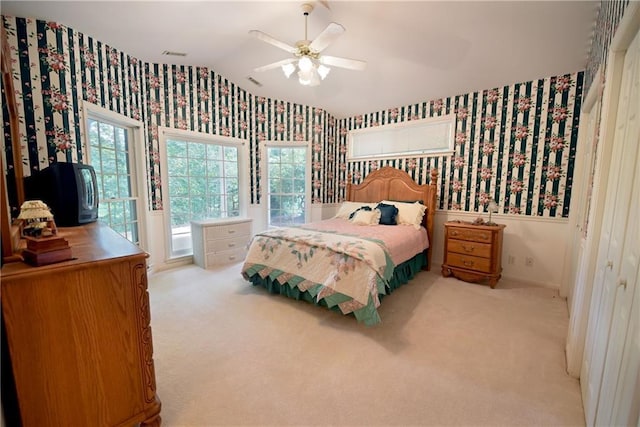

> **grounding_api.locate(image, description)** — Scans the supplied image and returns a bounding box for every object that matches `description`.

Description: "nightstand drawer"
[448,239,492,258]
[448,227,492,243]
[205,221,251,240]
[447,252,492,273]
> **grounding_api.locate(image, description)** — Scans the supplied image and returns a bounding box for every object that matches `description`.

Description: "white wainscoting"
[146,204,569,289]
[321,204,569,289]
[432,211,569,289]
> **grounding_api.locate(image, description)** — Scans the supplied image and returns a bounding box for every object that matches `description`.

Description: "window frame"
[158,127,248,261]
[261,141,312,228]
[82,101,149,250]
[347,113,456,161]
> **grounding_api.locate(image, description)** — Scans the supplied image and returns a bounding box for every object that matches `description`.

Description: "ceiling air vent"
[247,76,263,87]
[161,50,187,57]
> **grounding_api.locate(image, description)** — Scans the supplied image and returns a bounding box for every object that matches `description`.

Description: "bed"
[241,167,438,325]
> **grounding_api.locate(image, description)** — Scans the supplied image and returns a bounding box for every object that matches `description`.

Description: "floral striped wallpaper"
[1,15,333,216]
[585,0,631,91]
[335,73,584,218]
[2,13,592,221]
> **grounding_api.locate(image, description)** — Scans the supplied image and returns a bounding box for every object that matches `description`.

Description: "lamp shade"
[281,63,295,78]
[298,56,313,72]
[18,200,54,221]
[487,200,499,225]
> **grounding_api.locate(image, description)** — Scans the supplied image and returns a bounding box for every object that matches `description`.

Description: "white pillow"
[350,208,382,225]
[334,201,377,219]
[381,200,427,229]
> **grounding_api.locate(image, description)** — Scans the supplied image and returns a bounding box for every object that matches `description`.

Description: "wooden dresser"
[441,221,506,288]
[191,217,252,269]
[0,222,161,426]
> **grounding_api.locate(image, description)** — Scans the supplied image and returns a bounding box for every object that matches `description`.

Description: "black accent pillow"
[376,203,398,225]
[349,205,372,219]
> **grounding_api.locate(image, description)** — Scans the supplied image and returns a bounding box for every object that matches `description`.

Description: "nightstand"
[191,218,253,268]
[441,221,506,288]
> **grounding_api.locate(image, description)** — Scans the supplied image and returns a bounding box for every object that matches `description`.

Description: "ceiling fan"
[249,3,366,87]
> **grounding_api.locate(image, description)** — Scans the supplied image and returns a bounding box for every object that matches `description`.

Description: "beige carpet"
[147,263,584,426]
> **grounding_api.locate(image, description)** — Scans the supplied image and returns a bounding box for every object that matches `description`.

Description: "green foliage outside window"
[166,139,240,228]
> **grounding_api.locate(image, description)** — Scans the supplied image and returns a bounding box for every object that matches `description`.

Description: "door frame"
[567,2,640,379]
[81,101,150,251]
[566,0,640,415]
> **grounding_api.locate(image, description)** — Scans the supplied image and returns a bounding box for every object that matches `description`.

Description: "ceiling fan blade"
[309,22,344,53]
[249,30,297,54]
[320,55,367,71]
[253,58,296,73]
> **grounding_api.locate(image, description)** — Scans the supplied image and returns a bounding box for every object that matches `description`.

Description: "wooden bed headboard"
[346,166,438,270]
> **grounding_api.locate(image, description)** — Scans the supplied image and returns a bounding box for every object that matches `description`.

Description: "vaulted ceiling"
[1,1,598,118]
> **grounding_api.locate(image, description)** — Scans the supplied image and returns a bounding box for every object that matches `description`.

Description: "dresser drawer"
[192,218,253,269]
[205,235,250,253]
[447,252,492,273]
[447,239,492,258]
[448,227,492,243]
[206,247,248,266]
[205,221,251,240]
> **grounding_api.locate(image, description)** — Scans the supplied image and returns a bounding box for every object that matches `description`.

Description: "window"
[84,103,146,248]
[348,114,455,160]
[160,128,246,258]
[264,143,310,227]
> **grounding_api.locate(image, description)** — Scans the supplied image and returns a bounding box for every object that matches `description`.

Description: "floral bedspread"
[241,225,397,325]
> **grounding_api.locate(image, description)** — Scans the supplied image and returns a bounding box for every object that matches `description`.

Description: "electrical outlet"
[525,257,534,267]
[508,255,515,265]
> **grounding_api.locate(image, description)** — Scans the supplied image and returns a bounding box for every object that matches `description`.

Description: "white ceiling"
[1,1,598,119]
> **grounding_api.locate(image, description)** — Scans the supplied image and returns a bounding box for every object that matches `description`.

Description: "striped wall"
[2,14,592,221]
[1,15,334,216]
[585,0,631,91]
[336,73,584,218]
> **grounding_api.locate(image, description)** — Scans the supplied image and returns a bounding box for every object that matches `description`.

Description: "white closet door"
[609,260,640,427]
[596,29,640,424]
[582,26,640,426]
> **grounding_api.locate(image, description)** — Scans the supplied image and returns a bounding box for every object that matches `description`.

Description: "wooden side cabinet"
[0,222,161,426]
[191,217,252,269]
[441,221,506,288]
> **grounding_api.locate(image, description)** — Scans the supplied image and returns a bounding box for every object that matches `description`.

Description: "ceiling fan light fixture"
[251,3,365,87]
[282,63,296,78]
[317,64,330,80]
[298,56,314,72]
[297,69,314,86]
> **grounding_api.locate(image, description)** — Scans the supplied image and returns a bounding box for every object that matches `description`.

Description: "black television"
[24,162,99,227]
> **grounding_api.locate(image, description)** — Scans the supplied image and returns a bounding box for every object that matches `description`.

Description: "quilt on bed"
[241,220,428,325]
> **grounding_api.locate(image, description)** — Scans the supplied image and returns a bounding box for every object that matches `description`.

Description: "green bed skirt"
[245,252,427,325]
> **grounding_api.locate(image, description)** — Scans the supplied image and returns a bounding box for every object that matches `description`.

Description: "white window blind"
[348,114,455,160]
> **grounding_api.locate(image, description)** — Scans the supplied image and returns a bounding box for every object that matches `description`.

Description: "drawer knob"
[462,244,475,253]
[228,243,236,247]
[451,231,459,236]
[463,260,474,267]
[229,255,236,260]
[228,230,236,234]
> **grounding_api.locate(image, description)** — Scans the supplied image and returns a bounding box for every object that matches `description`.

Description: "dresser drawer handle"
[462,244,475,253]
[451,231,459,236]
[228,229,236,234]
[463,260,474,267]
[228,243,236,248]
[229,255,236,260]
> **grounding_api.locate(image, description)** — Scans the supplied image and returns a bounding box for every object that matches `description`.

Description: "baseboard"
[430,261,560,290]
